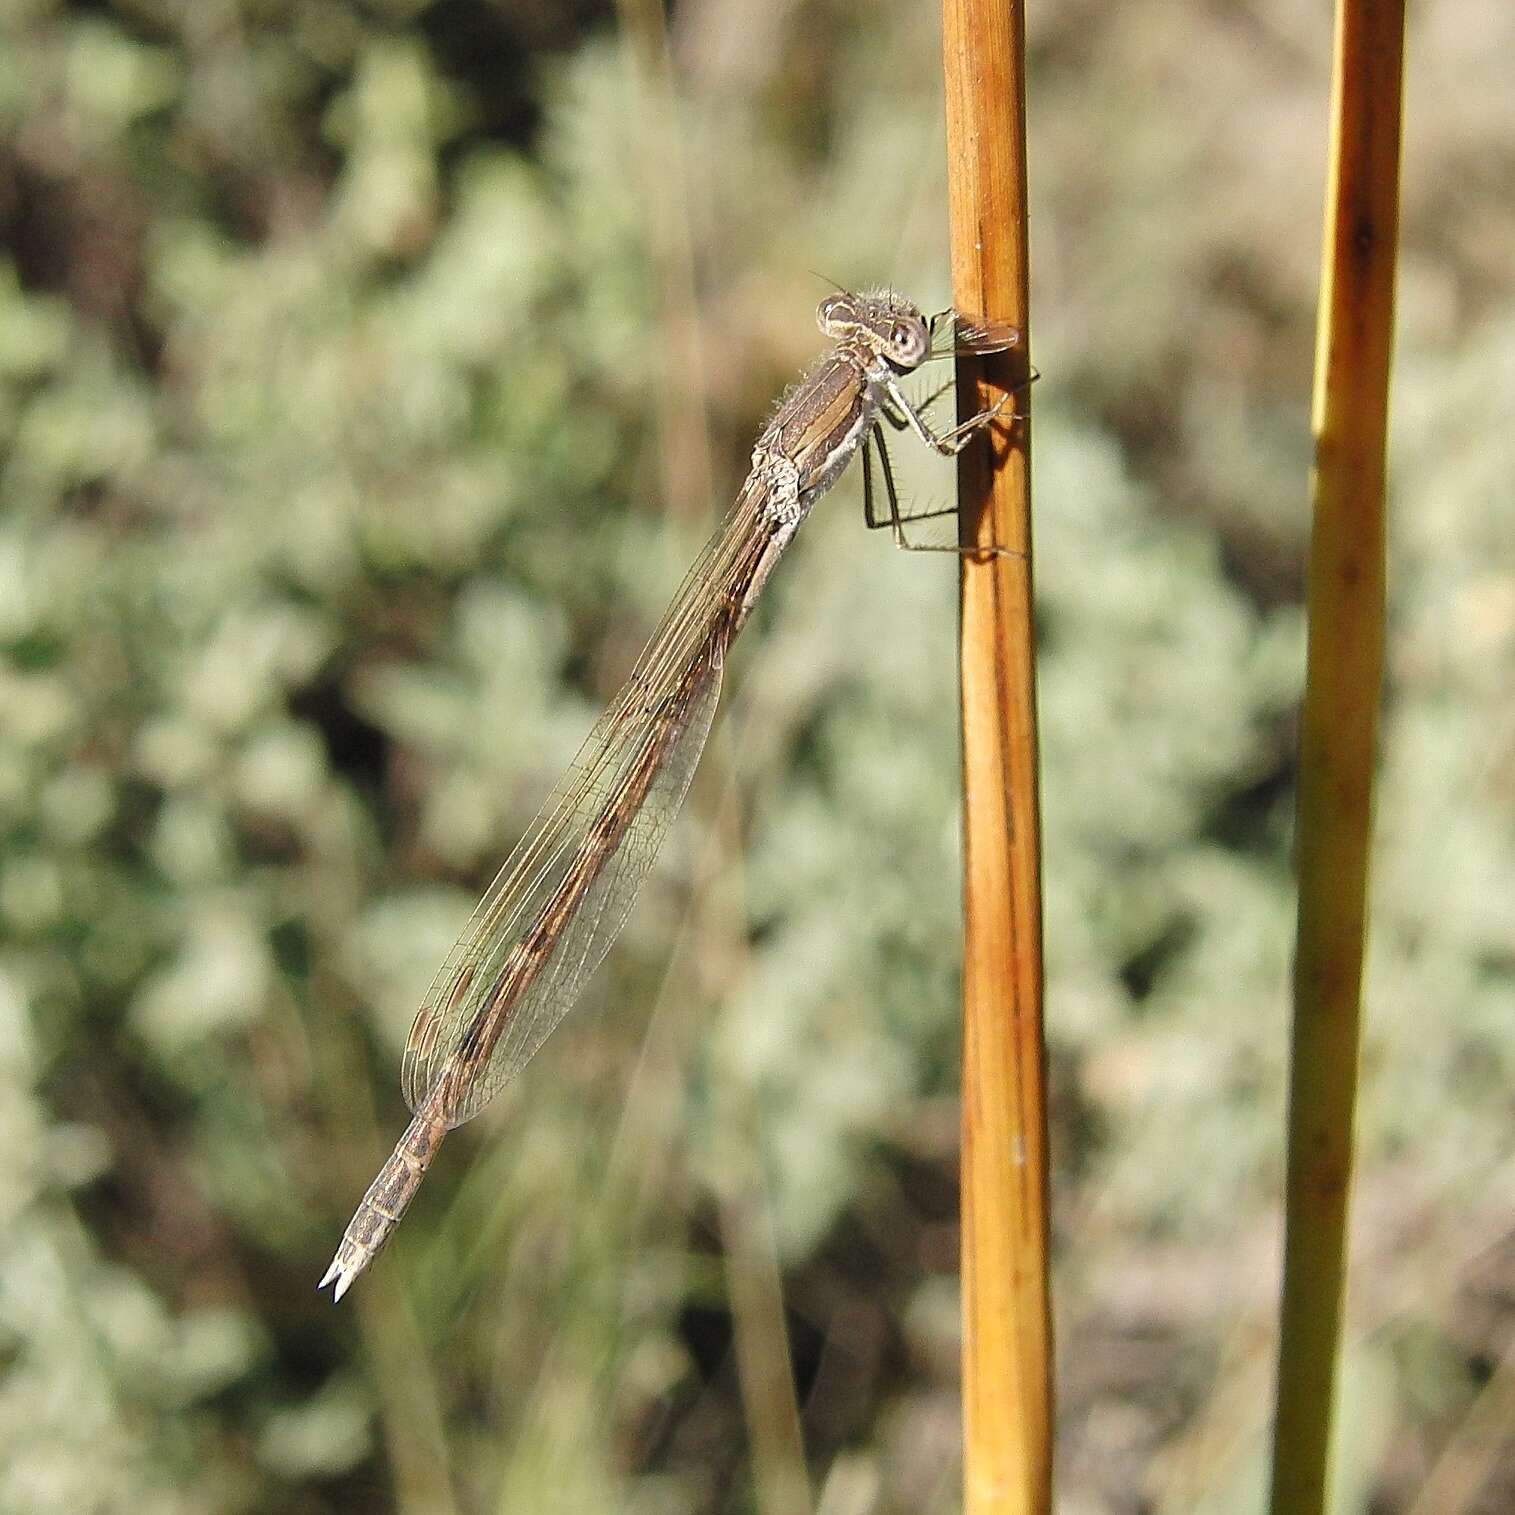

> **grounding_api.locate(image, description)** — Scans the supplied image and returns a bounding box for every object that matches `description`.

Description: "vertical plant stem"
[308,945,458,1514]
[358,1263,460,1515]
[942,3,1050,1513]
[1268,3,1403,1513]
[615,0,715,526]
[704,751,811,1515]
[720,1184,812,1515]
[613,11,807,1501]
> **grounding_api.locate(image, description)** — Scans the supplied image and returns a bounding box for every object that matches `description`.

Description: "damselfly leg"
[863,373,1033,557]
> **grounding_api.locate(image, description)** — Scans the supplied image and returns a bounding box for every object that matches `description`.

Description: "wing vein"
[399,481,774,1122]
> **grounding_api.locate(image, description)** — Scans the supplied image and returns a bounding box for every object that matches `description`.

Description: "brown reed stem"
[942,1,1051,1511]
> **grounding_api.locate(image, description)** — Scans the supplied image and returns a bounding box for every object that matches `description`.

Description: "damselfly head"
[817,289,931,374]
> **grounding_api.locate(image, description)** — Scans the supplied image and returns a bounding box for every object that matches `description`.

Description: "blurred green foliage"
[1,2,1512,1512]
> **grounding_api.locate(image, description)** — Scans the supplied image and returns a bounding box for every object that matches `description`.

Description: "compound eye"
[818,293,855,335]
[890,323,923,361]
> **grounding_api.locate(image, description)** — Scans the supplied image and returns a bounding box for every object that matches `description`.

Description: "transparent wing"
[953,315,1023,353]
[399,487,771,1124]
[926,314,1023,361]
[408,657,722,1126]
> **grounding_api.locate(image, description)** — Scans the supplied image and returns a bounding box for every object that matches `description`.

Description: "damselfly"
[321,289,1020,1299]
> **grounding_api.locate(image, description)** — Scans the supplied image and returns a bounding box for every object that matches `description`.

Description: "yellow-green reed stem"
[1269,3,1404,1513]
